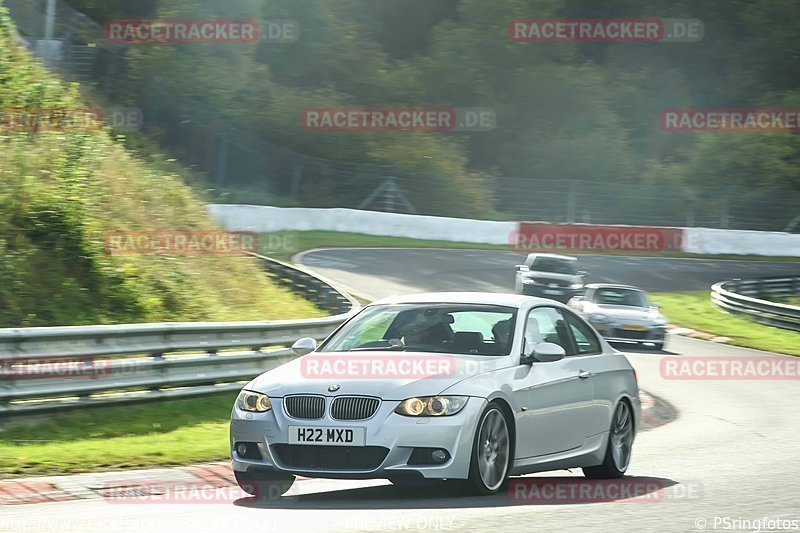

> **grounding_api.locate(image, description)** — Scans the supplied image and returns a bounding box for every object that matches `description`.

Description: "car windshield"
[319,304,517,356]
[593,288,649,308]
[531,257,578,275]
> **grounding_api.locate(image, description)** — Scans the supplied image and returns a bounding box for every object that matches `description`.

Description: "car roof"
[586,283,644,291]
[527,253,577,261]
[370,292,564,309]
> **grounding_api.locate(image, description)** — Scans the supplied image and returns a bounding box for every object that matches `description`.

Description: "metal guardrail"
[711,277,800,332]
[0,256,360,415]
[255,253,356,315]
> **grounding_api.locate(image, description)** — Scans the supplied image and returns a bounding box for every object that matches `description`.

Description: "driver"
[400,309,455,347]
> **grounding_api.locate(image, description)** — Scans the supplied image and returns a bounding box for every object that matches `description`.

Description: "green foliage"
[46,0,800,211]
[0,7,322,326]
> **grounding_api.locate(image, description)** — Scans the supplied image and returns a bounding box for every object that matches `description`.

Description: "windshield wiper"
[348,346,406,352]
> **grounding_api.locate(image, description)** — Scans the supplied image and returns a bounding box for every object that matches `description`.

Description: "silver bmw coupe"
[230,292,640,497]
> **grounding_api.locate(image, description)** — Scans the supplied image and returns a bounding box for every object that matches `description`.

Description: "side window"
[564,311,602,355]
[524,307,575,356]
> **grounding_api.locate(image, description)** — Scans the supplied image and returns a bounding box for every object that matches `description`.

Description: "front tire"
[463,403,511,495]
[583,400,634,479]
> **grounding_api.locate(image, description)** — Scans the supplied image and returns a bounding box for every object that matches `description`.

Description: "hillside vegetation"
[0,8,322,327]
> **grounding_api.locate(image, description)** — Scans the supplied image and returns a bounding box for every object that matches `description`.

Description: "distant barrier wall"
[209,205,800,257]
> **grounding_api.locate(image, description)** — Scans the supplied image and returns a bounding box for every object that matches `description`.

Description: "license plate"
[288,426,366,447]
[622,324,647,331]
[544,289,563,295]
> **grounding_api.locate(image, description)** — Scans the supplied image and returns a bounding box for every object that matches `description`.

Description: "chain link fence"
[492,178,799,231]
[5,0,800,231]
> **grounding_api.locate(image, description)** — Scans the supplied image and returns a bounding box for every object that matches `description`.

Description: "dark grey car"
[514,253,586,303]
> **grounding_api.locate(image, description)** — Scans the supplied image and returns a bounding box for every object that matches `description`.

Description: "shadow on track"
[613,343,677,355]
[233,475,679,510]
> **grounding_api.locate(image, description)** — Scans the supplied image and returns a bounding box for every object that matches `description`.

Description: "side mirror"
[651,302,661,309]
[292,337,317,356]
[515,265,527,272]
[532,342,566,363]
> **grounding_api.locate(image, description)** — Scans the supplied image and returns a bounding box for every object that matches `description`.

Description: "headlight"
[570,283,583,289]
[588,313,610,323]
[395,396,468,417]
[653,317,667,326]
[522,278,537,284]
[237,390,272,412]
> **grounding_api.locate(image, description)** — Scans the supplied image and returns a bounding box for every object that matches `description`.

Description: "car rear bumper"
[521,284,582,302]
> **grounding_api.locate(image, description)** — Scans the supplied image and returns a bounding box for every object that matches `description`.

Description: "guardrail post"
[0,358,11,414]
[720,186,732,228]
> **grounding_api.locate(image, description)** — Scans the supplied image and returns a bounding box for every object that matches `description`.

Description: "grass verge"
[0,393,236,478]
[655,291,800,356]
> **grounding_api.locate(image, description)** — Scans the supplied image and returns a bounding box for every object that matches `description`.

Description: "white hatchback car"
[230,292,640,497]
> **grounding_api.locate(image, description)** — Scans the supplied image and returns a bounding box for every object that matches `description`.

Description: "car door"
[561,309,610,438]
[513,306,596,459]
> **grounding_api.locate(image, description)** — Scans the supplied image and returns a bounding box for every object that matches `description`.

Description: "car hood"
[248,351,511,400]
[586,303,663,322]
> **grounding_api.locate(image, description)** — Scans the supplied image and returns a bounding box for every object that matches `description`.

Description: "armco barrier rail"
[711,277,800,332]
[0,256,359,415]
[255,252,356,315]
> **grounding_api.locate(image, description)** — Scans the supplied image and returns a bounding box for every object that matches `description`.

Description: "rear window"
[530,257,578,275]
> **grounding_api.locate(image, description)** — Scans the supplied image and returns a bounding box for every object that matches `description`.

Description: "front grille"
[284,395,326,419]
[271,444,389,470]
[330,396,380,420]
[614,328,649,340]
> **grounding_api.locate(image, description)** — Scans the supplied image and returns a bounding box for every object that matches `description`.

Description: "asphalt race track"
[6,249,800,533]
[296,248,800,298]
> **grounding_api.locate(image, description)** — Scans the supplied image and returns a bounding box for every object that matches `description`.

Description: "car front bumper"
[592,324,667,345]
[230,396,486,481]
